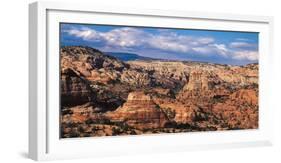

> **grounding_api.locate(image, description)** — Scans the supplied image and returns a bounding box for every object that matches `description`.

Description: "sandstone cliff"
[106,91,168,129]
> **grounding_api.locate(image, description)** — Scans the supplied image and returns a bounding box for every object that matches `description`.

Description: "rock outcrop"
[183,70,213,91]
[120,70,152,87]
[106,91,169,129]
[61,68,94,107]
[212,89,258,129]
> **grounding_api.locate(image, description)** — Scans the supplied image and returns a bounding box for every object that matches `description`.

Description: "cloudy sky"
[60,23,259,65]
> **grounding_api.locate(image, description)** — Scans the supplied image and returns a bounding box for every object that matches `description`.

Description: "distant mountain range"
[105,52,157,61]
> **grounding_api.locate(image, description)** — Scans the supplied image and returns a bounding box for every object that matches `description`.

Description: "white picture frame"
[29,1,274,161]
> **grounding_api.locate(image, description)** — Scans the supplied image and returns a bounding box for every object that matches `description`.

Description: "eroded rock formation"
[60,46,259,138]
[106,91,168,129]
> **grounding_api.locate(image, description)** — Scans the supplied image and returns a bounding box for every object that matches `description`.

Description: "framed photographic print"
[29,1,274,161]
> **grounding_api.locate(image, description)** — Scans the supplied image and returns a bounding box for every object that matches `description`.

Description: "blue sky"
[60,23,259,65]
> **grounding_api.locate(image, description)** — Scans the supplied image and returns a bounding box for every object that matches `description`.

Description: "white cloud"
[66,27,101,40]
[229,41,256,49]
[65,27,146,47]
[197,37,215,44]
[232,51,258,61]
[213,44,228,56]
[192,43,229,57]
[148,35,190,53]
[102,27,146,47]
[192,47,211,54]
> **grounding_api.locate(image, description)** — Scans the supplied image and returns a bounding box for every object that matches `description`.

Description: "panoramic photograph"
[60,23,259,138]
